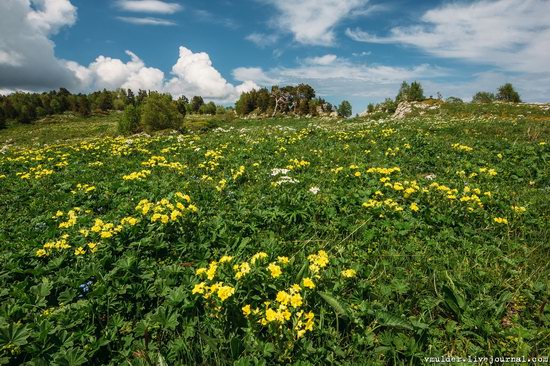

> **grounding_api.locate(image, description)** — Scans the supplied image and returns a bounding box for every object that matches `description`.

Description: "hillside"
[0,104,549,365]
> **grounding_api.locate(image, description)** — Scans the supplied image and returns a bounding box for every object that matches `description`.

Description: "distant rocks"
[392,101,441,119]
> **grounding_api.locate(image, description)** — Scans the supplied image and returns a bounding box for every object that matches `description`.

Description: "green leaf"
[375,312,413,330]
[318,291,349,317]
[0,322,30,347]
[157,352,168,366]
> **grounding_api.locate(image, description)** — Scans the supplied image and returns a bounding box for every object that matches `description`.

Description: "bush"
[445,96,464,104]
[496,83,521,103]
[118,105,141,135]
[140,92,183,132]
[0,107,5,129]
[396,81,425,103]
[472,91,495,104]
[337,100,352,118]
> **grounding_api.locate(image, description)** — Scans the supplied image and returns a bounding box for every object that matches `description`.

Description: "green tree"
[118,104,141,135]
[77,95,91,116]
[472,91,495,103]
[337,100,352,118]
[199,102,216,115]
[496,83,521,103]
[175,96,188,117]
[395,81,410,103]
[190,96,204,113]
[0,106,6,129]
[140,92,183,132]
[409,81,425,101]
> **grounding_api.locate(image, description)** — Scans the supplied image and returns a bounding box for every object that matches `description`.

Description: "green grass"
[0,104,549,365]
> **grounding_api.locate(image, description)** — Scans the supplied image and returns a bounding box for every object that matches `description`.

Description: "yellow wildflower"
[342,269,357,278]
[303,277,315,289]
[74,247,86,256]
[268,263,282,278]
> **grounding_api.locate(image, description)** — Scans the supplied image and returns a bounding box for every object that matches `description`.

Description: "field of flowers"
[0,109,549,365]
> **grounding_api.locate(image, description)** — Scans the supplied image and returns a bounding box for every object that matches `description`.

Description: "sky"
[0,0,549,113]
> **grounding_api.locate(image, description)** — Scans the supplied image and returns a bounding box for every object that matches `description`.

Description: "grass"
[0,103,549,365]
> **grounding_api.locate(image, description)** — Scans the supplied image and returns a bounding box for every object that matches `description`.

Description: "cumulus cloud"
[304,54,338,66]
[116,16,176,26]
[164,47,258,102]
[0,0,80,90]
[261,0,371,45]
[116,0,182,14]
[346,0,550,73]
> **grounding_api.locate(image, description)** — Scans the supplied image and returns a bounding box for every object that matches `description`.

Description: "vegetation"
[473,83,522,104]
[0,101,549,364]
[472,91,496,104]
[496,83,522,103]
[337,100,352,118]
[395,81,425,103]
[139,92,183,133]
[235,84,335,117]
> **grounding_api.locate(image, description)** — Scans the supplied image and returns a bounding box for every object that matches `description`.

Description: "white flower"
[309,186,320,195]
[271,168,290,176]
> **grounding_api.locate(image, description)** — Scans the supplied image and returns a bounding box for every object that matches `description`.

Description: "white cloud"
[346,0,550,73]
[262,0,370,45]
[27,0,78,34]
[0,0,80,90]
[116,0,182,14]
[165,47,258,102]
[245,33,279,47]
[117,16,176,26]
[233,67,278,85]
[304,54,338,66]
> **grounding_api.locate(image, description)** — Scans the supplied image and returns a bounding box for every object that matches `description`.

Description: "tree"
[118,104,141,135]
[472,91,495,104]
[409,81,425,101]
[337,100,352,118]
[140,92,182,132]
[396,81,424,102]
[496,83,521,103]
[199,102,216,115]
[0,106,6,129]
[396,81,410,103]
[175,96,188,117]
[190,96,204,113]
[77,95,91,116]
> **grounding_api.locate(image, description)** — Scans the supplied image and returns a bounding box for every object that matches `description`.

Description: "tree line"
[235,84,353,118]
[0,88,227,130]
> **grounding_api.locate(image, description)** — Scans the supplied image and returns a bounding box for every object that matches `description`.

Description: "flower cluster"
[135,193,197,224]
[122,169,151,181]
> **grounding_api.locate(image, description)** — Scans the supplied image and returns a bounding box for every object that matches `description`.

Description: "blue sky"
[1,0,549,113]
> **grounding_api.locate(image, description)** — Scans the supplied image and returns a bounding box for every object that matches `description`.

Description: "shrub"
[118,105,141,135]
[337,100,352,118]
[140,92,183,132]
[445,96,464,104]
[0,107,5,129]
[496,83,521,103]
[472,91,495,104]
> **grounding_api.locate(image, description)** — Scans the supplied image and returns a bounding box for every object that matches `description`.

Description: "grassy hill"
[0,104,549,365]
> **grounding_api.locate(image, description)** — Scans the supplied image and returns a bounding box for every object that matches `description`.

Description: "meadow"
[0,105,549,365]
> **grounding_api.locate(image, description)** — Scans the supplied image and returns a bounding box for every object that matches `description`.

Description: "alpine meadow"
[1,0,550,365]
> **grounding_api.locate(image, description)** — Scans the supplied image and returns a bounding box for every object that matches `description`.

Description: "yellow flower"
[303,277,315,289]
[410,202,420,212]
[100,231,113,239]
[36,249,48,257]
[217,285,235,301]
[219,255,233,263]
[74,247,86,256]
[276,291,291,306]
[206,262,218,280]
[196,267,207,276]
[277,256,289,264]
[354,171,362,177]
[234,262,251,279]
[494,217,509,224]
[87,242,98,253]
[242,304,251,317]
[268,263,282,278]
[290,293,303,308]
[342,269,356,278]
[251,252,268,263]
[192,282,206,295]
[161,215,169,224]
